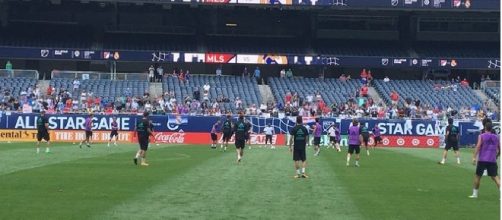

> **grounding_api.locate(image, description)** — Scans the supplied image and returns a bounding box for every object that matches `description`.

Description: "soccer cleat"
[355,163,360,167]
[366,151,370,156]
[438,161,445,165]
[294,174,301,178]
[346,162,350,167]
[79,144,82,149]
[301,174,309,178]
[141,162,149,166]
[468,194,478,199]
[133,158,138,165]
[107,143,110,147]
[114,143,118,146]
[87,145,91,148]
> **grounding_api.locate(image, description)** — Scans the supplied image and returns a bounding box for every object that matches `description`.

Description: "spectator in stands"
[242,66,248,77]
[148,65,155,82]
[339,74,347,81]
[47,85,54,96]
[384,76,390,82]
[367,70,373,86]
[461,78,469,87]
[346,75,351,80]
[286,69,293,78]
[235,97,242,109]
[124,88,132,97]
[193,87,200,101]
[73,77,80,92]
[360,85,368,97]
[285,92,292,103]
[185,70,191,83]
[360,69,367,79]
[254,67,261,84]
[203,83,210,93]
[280,69,286,78]
[156,66,164,82]
[216,66,222,76]
[5,61,13,77]
[390,90,399,106]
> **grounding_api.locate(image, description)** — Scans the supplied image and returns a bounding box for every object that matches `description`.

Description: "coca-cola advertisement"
[152,132,186,144]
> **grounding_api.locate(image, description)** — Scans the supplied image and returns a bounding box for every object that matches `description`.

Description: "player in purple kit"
[79,113,93,148]
[469,122,500,198]
[372,124,382,149]
[107,116,119,147]
[210,120,221,149]
[311,118,322,156]
[347,119,362,167]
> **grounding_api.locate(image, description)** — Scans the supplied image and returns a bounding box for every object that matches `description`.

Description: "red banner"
[371,135,440,148]
[137,132,287,145]
[205,53,235,63]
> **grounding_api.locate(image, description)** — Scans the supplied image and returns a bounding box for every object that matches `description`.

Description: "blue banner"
[1,113,496,146]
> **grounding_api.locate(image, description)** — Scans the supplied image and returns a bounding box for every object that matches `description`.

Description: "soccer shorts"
[37,131,50,142]
[235,139,245,149]
[110,130,118,138]
[330,136,339,144]
[313,137,321,145]
[265,135,273,144]
[348,145,361,154]
[222,132,232,142]
[245,133,250,141]
[85,131,93,139]
[211,133,217,141]
[138,136,149,151]
[293,147,306,161]
[362,134,369,146]
[445,141,459,151]
[374,136,382,143]
[476,161,498,177]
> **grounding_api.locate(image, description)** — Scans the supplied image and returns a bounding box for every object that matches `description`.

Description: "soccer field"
[0,143,499,220]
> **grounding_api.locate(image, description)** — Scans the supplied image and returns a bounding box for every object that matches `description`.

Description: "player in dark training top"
[107,116,119,147]
[360,123,370,156]
[134,112,154,166]
[469,122,500,198]
[372,124,382,149]
[221,114,233,152]
[79,113,93,148]
[289,116,309,178]
[233,114,249,163]
[439,118,461,165]
[36,110,51,154]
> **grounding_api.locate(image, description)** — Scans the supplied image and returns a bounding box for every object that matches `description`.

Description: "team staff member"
[134,112,154,166]
[360,123,370,156]
[263,123,275,149]
[79,113,93,148]
[289,116,309,178]
[439,118,460,165]
[347,119,362,167]
[36,110,51,154]
[469,122,500,198]
[233,114,249,163]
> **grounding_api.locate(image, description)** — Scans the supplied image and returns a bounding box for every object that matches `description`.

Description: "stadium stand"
[163,75,262,113]
[373,80,483,109]
[485,87,500,106]
[50,79,149,101]
[0,77,38,98]
[268,77,361,106]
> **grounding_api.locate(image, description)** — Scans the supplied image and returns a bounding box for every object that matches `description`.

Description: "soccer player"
[439,118,460,165]
[210,120,220,149]
[469,122,500,198]
[107,116,119,147]
[372,124,382,149]
[312,118,322,156]
[347,119,362,167]
[289,116,309,178]
[79,113,93,148]
[221,115,233,152]
[134,112,153,166]
[233,114,249,163]
[263,123,275,149]
[245,118,252,149]
[360,123,370,156]
[327,124,341,152]
[36,110,50,153]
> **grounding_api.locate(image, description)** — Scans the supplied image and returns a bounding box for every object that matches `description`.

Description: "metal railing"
[0,69,39,78]
[51,70,148,81]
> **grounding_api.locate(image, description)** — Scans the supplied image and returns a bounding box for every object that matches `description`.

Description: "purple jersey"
[314,123,322,137]
[211,124,219,134]
[335,128,341,140]
[348,125,360,145]
[84,117,92,131]
[478,133,499,163]
[372,127,381,137]
[111,121,118,131]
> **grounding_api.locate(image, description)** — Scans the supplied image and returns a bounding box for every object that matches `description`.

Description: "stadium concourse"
[0,73,499,121]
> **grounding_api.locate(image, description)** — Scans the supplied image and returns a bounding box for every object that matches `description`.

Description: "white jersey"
[328,127,337,137]
[264,127,274,135]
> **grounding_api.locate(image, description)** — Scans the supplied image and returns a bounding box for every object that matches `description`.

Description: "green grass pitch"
[0,142,499,220]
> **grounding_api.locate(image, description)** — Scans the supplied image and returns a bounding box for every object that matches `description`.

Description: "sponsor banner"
[0,129,38,142]
[134,132,287,145]
[50,130,134,143]
[217,134,286,145]
[285,135,440,148]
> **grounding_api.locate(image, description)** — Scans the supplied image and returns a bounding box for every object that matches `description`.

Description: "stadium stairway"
[38,80,50,96]
[474,90,497,109]
[368,86,383,104]
[258,85,274,104]
[150,82,163,98]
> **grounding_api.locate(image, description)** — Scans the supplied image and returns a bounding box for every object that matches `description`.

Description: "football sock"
[301,168,305,174]
[456,157,460,163]
[296,169,301,175]
[441,158,446,164]
[36,148,40,154]
[135,152,140,158]
[346,155,350,163]
[472,189,478,196]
